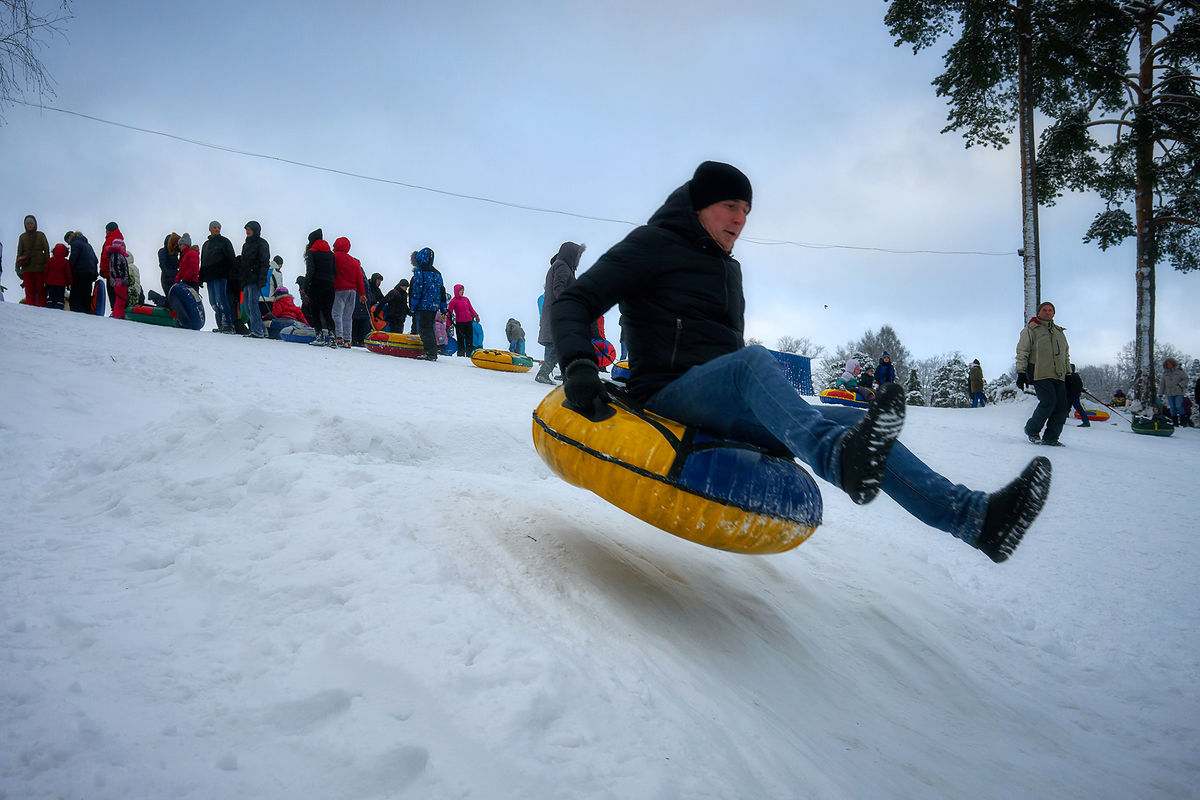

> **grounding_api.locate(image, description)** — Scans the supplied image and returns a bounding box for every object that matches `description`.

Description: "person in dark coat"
[506,318,526,355]
[535,241,585,384]
[16,214,49,306]
[876,352,896,385]
[352,267,372,346]
[383,279,410,333]
[969,359,986,408]
[239,221,270,338]
[201,221,237,333]
[1064,364,1089,427]
[408,248,446,360]
[550,160,1053,564]
[65,231,98,313]
[158,233,180,298]
[303,228,337,346]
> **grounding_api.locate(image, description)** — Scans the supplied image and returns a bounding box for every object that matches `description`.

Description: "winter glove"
[563,358,613,421]
[1016,372,1028,390]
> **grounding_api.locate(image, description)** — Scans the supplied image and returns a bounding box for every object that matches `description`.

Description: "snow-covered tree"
[817,350,873,390]
[854,325,911,382]
[906,367,926,407]
[930,356,971,408]
[986,373,1019,404]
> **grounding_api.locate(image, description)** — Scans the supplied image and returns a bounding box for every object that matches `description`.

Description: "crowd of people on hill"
[3,215,530,363]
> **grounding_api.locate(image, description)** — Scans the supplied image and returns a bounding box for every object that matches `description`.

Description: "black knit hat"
[105,221,118,233]
[688,161,752,211]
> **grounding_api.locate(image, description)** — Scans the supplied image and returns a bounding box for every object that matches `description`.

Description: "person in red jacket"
[270,285,308,323]
[265,285,312,338]
[43,242,72,310]
[99,221,122,309]
[175,233,200,290]
[331,236,366,348]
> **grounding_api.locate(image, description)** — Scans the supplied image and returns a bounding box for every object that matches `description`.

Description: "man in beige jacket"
[1016,301,1071,446]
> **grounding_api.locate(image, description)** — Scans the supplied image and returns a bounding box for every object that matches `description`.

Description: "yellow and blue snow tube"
[470,348,534,373]
[531,386,822,554]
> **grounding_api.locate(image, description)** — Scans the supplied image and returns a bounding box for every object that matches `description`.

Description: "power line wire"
[7,97,1015,258]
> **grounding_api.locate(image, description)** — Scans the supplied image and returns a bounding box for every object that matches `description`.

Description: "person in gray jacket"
[535,242,585,384]
[1158,357,1190,426]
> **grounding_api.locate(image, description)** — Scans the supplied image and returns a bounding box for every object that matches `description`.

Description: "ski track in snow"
[1,300,1196,799]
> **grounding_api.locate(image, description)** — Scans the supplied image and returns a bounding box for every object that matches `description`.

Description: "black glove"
[563,359,613,421]
[1016,372,1028,390]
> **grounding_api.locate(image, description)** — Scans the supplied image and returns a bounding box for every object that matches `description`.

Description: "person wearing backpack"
[104,237,131,319]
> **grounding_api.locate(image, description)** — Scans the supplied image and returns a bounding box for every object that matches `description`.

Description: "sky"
[2,299,1197,798]
[1,0,1196,376]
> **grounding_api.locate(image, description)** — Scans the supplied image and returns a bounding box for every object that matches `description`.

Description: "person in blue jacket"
[876,352,896,385]
[408,247,447,360]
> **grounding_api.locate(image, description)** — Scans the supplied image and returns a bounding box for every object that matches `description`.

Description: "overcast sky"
[2,0,1195,377]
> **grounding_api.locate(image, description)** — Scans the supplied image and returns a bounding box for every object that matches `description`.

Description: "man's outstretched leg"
[975,456,1053,563]
[838,382,906,505]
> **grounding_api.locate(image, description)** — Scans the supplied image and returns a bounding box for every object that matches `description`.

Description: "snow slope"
[1,300,1196,799]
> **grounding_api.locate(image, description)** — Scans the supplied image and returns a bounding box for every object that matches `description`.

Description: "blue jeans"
[643,346,987,543]
[1165,395,1185,417]
[509,339,525,355]
[242,282,266,335]
[1026,379,1068,443]
[206,278,230,329]
[972,392,986,408]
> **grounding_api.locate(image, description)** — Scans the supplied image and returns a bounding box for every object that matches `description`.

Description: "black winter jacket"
[383,285,409,331]
[1065,372,1084,397]
[200,233,237,283]
[240,222,271,286]
[551,183,745,403]
[68,235,99,278]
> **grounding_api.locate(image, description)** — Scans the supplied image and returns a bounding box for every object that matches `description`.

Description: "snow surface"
[1,300,1196,800]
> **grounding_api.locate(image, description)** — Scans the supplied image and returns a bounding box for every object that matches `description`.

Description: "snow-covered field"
[1,299,1196,799]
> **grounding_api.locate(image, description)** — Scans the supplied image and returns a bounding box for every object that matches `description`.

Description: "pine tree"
[906,367,926,407]
[931,357,971,408]
[817,350,873,390]
[854,325,911,384]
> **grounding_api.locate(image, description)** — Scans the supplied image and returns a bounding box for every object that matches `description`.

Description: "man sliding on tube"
[549,161,1052,563]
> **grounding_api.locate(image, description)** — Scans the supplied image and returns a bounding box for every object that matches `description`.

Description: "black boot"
[976,456,1053,563]
[839,382,906,505]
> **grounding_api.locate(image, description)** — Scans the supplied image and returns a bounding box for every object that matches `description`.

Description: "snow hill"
[1,300,1196,799]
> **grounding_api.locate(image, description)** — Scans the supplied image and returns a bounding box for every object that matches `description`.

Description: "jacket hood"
[308,228,323,246]
[844,358,860,374]
[52,243,67,257]
[454,284,464,296]
[647,184,728,254]
[333,236,351,253]
[24,214,37,229]
[552,242,585,270]
[245,221,262,237]
[310,238,331,253]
